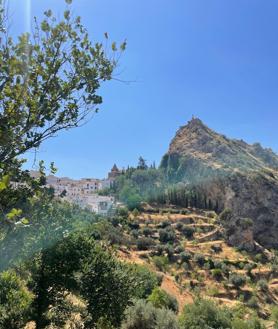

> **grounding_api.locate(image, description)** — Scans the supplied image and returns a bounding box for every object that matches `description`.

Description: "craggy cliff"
[161,118,278,248]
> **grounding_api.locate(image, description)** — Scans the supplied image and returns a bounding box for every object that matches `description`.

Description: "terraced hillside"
[116,206,278,327]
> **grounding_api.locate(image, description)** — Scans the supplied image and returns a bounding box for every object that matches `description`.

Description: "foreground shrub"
[180,298,232,329]
[0,271,33,329]
[131,265,160,299]
[121,299,179,329]
[148,287,178,313]
[80,246,135,327]
[232,317,265,329]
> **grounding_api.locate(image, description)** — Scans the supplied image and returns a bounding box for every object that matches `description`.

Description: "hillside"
[116,205,278,327]
[160,118,278,248]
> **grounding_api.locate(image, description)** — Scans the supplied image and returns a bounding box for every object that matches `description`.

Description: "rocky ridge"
[161,118,278,248]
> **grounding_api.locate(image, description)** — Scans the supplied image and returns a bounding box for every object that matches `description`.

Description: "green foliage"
[159,228,176,243]
[181,251,191,263]
[137,237,154,251]
[257,279,268,291]
[122,299,179,329]
[193,253,206,267]
[0,195,97,271]
[0,271,33,329]
[238,218,253,229]
[119,184,142,210]
[246,296,259,309]
[131,265,160,299]
[180,298,232,329]
[0,0,123,239]
[0,3,120,167]
[231,317,265,329]
[271,306,278,328]
[211,268,223,281]
[229,273,246,289]
[152,256,169,272]
[219,208,233,221]
[181,226,195,239]
[148,287,178,313]
[80,245,136,327]
[137,156,148,170]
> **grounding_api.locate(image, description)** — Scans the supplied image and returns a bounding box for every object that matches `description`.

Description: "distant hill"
[160,118,278,248]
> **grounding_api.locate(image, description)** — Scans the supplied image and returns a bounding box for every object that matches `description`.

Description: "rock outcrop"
[161,118,278,248]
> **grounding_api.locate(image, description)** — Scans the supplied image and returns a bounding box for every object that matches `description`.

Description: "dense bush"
[211,268,223,281]
[239,218,253,229]
[232,317,265,329]
[246,296,259,309]
[160,220,171,228]
[175,245,184,254]
[137,237,154,251]
[219,208,233,221]
[0,271,33,329]
[142,227,153,237]
[229,273,246,289]
[211,244,223,253]
[181,226,195,239]
[148,287,178,313]
[193,253,206,267]
[152,256,169,272]
[80,246,136,327]
[159,228,176,243]
[180,251,192,263]
[131,265,160,299]
[180,298,232,329]
[257,279,268,292]
[121,299,179,329]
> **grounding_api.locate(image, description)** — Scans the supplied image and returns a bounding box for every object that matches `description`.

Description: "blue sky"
[10,0,278,178]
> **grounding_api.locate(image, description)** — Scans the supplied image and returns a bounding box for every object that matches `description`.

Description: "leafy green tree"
[130,264,160,299]
[137,156,148,170]
[148,287,178,313]
[180,298,232,329]
[119,184,142,210]
[0,270,34,329]
[0,0,124,231]
[80,245,136,327]
[121,299,179,329]
[0,1,123,168]
[0,194,97,271]
[29,232,96,328]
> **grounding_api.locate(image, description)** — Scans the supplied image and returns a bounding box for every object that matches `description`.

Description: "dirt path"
[161,274,193,313]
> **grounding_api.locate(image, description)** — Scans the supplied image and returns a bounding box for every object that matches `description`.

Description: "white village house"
[41,165,121,215]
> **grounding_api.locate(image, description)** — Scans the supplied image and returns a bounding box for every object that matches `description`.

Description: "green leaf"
[7,208,23,220]
[21,218,29,225]
[0,175,10,192]
[111,42,117,51]
[120,40,127,51]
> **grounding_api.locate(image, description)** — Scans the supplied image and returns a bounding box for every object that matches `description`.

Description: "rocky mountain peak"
[168,118,278,172]
[161,118,278,248]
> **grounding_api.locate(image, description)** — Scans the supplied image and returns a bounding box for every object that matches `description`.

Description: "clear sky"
[9,0,278,178]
